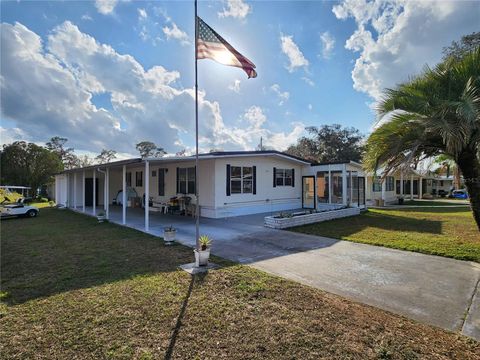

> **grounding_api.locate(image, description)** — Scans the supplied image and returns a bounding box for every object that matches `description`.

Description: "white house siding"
[57,154,306,218]
[55,174,68,206]
[365,176,397,204]
[212,156,304,218]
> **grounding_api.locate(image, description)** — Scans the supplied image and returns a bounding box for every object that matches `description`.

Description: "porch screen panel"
[331,171,343,204]
[316,171,329,203]
[351,172,359,204]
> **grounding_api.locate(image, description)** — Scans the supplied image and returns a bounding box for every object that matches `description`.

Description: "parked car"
[0,203,39,218]
[437,189,449,198]
[451,189,468,199]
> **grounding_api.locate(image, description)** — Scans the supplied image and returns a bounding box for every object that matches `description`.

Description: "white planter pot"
[97,215,106,223]
[194,248,210,267]
[163,229,176,244]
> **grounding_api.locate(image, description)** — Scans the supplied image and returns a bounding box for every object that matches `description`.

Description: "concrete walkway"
[78,206,480,340]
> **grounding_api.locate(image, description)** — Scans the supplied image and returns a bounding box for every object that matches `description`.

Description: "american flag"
[196,16,257,78]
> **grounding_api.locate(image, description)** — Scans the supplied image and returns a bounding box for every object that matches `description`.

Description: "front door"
[302,176,315,209]
[85,178,99,206]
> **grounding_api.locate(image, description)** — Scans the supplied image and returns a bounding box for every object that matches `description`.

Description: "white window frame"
[275,168,293,187]
[178,167,196,195]
[230,166,253,194]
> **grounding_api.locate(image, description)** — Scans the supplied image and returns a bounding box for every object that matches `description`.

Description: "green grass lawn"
[1,209,478,359]
[292,207,480,262]
[402,200,470,206]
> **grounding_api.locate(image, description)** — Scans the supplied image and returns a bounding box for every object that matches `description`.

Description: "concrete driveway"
[104,207,480,340]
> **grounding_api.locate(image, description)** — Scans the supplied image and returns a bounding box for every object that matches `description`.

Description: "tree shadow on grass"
[291,210,444,239]
[0,209,231,305]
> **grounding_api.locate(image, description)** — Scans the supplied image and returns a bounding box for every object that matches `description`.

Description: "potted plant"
[163,225,176,245]
[97,211,106,222]
[194,235,211,267]
[398,196,404,205]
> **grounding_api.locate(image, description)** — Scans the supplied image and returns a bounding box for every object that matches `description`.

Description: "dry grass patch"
[1,209,478,359]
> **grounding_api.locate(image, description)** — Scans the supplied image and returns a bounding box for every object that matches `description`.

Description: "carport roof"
[59,150,312,174]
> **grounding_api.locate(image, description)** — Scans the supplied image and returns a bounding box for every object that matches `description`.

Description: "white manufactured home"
[55,151,367,230]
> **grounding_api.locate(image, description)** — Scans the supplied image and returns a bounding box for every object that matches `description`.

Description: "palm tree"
[363,48,480,230]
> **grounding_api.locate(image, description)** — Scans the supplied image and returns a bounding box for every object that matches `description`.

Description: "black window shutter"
[273,167,277,187]
[176,167,179,194]
[253,166,257,195]
[226,164,231,196]
[291,168,295,187]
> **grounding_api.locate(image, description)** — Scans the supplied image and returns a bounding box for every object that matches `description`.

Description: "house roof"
[59,150,311,174]
[194,150,311,164]
[310,160,363,168]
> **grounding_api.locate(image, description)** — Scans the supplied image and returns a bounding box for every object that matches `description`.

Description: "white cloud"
[280,34,309,72]
[301,77,315,87]
[270,84,289,106]
[308,104,313,111]
[95,0,118,15]
[0,127,28,145]
[218,0,251,20]
[228,79,241,93]
[333,0,479,100]
[319,31,335,59]
[137,8,147,20]
[81,14,93,21]
[162,22,190,45]
[203,106,304,151]
[1,21,303,154]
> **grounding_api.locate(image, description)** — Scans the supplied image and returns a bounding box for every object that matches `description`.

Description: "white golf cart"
[0,202,39,218]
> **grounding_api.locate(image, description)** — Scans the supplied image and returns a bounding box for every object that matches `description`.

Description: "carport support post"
[381,178,386,203]
[328,166,332,204]
[82,171,86,212]
[419,177,423,199]
[410,174,414,200]
[122,165,126,225]
[93,169,96,215]
[342,164,347,206]
[145,160,149,232]
[66,174,70,208]
[400,172,404,197]
[106,168,110,219]
[73,172,77,210]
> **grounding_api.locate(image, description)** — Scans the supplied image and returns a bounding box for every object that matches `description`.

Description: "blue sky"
[1,0,479,157]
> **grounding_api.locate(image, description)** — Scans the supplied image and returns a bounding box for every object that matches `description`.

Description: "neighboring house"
[365,169,461,205]
[55,151,367,230]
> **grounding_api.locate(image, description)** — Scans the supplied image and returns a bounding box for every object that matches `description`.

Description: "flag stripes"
[196,16,257,78]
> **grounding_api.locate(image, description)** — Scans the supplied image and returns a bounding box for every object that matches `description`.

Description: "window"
[275,168,293,186]
[126,172,132,187]
[177,167,195,194]
[231,166,253,194]
[372,176,382,192]
[135,171,143,187]
[152,170,156,177]
[386,176,394,191]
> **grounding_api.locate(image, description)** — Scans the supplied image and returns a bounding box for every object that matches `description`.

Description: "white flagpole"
[194,0,200,253]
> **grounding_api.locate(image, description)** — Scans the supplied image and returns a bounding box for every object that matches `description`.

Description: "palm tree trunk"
[457,151,480,231]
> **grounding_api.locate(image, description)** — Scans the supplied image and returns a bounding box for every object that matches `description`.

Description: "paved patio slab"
[78,206,480,340]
